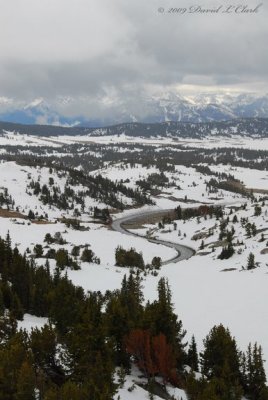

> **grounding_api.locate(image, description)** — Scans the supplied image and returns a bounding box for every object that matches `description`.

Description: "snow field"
[1,159,268,377]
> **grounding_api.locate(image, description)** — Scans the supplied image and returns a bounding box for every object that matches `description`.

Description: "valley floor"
[0,151,268,398]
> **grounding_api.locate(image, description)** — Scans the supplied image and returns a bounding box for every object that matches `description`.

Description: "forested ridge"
[2,141,268,176]
[1,117,268,138]
[25,167,153,212]
[0,234,267,399]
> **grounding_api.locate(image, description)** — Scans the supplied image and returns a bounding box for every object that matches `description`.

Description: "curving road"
[111,209,195,265]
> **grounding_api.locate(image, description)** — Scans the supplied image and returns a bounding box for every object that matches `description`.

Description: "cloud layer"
[0,0,267,117]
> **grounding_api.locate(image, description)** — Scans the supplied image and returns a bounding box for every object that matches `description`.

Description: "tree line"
[0,233,267,399]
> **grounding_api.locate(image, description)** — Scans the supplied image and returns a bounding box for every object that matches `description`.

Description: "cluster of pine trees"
[206,177,249,196]
[43,233,100,269]
[115,246,162,272]
[115,246,145,269]
[27,167,153,212]
[175,204,223,221]
[195,165,235,181]
[0,187,14,208]
[27,179,86,212]
[67,169,154,209]
[136,171,169,191]
[186,325,268,400]
[93,206,110,221]
[0,233,267,399]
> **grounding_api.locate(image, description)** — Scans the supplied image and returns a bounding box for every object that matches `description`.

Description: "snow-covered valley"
[0,135,268,399]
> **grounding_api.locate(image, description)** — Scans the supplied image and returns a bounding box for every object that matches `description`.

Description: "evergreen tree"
[144,278,186,370]
[151,256,161,270]
[233,214,238,223]
[247,252,256,270]
[0,332,29,399]
[10,292,24,320]
[246,223,252,237]
[218,243,235,260]
[175,205,182,220]
[252,223,257,237]
[28,210,35,220]
[60,381,88,399]
[44,233,53,244]
[105,273,144,368]
[65,295,116,399]
[55,248,70,269]
[187,335,199,372]
[201,324,242,399]
[71,246,80,258]
[34,244,43,258]
[0,288,5,316]
[254,205,262,216]
[80,247,94,263]
[30,324,58,373]
[244,343,267,399]
[15,360,36,400]
[49,274,84,335]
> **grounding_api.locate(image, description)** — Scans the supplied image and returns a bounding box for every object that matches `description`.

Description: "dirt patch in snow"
[260,248,268,255]
[0,208,27,219]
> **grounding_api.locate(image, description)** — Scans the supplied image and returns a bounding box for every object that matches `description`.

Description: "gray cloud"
[0,0,267,117]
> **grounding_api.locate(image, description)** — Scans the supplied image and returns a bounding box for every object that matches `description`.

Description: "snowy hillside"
[0,140,268,399]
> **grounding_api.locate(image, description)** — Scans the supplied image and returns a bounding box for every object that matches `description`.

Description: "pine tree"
[43,387,59,400]
[105,294,131,368]
[80,247,94,263]
[246,223,252,237]
[0,332,29,399]
[106,273,144,367]
[49,274,84,335]
[60,381,87,399]
[55,248,69,269]
[34,244,43,258]
[28,210,35,220]
[218,243,234,260]
[151,257,161,270]
[0,287,4,316]
[0,311,17,345]
[187,335,199,372]
[30,324,57,372]
[65,295,116,399]
[201,324,242,398]
[144,278,186,370]
[247,252,256,270]
[254,205,262,216]
[233,214,238,223]
[10,292,24,320]
[176,206,182,219]
[15,360,36,400]
[245,343,267,399]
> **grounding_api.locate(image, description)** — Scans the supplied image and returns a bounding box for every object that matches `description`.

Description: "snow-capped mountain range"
[0,92,268,127]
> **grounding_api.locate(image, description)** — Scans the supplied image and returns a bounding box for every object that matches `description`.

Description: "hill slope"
[0,118,268,139]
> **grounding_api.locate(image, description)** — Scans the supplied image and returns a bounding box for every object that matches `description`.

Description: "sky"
[0,0,267,119]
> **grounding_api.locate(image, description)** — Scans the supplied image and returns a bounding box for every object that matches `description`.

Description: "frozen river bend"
[111,209,195,265]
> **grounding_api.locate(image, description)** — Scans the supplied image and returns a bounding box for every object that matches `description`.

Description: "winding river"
[111,209,195,265]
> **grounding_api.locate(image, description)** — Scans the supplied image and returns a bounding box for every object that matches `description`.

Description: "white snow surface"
[114,365,187,400]
[1,130,268,150]
[1,159,268,379]
[208,164,268,190]
[17,314,48,332]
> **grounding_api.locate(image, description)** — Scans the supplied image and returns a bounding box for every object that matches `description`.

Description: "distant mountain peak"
[24,98,45,110]
[0,92,268,127]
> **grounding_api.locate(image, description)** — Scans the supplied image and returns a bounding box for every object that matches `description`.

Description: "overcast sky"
[0,0,267,117]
